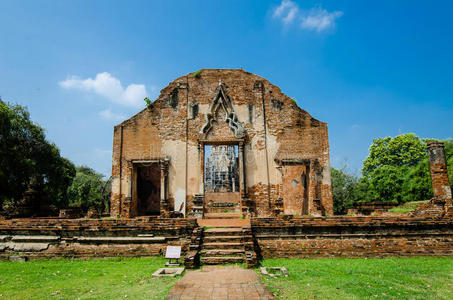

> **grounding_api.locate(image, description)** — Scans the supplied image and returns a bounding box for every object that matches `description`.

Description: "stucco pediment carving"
[200,81,245,139]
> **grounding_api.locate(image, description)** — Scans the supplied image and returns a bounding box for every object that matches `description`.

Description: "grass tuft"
[388,200,428,213]
[193,70,201,78]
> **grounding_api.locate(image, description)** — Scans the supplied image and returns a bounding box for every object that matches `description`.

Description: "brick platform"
[0,215,452,260]
[251,215,453,258]
[0,217,197,259]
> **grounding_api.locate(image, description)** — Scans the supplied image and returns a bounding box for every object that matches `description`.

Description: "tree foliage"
[362,133,425,176]
[361,165,408,202]
[360,134,453,203]
[361,134,429,203]
[333,134,452,208]
[331,167,364,214]
[0,99,76,210]
[67,166,110,213]
[444,139,453,187]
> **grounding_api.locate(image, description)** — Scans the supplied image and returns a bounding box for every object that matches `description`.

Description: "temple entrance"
[204,145,241,214]
[135,163,161,216]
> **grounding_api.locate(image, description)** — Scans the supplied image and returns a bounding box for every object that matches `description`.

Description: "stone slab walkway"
[165,266,275,300]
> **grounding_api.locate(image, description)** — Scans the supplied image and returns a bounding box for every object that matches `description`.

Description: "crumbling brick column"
[160,160,171,218]
[427,141,452,204]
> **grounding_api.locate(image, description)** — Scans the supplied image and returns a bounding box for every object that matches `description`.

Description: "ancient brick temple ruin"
[110,69,333,218]
[1,71,451,263]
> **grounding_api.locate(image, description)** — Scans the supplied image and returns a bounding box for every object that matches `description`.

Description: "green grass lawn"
[258,257,453,300]
[0,257,178,299]
[388,200,428,213]
[1,257,452,299]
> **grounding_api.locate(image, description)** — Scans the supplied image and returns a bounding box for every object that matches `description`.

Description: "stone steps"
[204,228,243,235]
[197,218,250,228]
[201,249,245,257]
[201,256,244,264]
[204,235,242,243]
[198,221,257,267]
[201,225,245,264]
[199,223,257,266]
[203,213,243,219]
[202,242,243,250]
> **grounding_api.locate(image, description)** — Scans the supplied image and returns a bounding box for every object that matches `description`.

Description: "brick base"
[251,215,453,258]
[0,215,452,260]
[0,217,196,260]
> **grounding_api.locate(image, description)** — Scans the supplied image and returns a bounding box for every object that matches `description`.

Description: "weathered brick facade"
[110,69,333,218]
[3,72,453,262]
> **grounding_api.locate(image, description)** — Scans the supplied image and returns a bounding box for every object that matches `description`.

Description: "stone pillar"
[239,142,248,197]
[160,159,170,217]
[198,143,204,195]
[121,161,133,218]
[427,141,452,201]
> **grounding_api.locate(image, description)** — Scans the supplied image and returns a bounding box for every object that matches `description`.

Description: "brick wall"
[0,218,196,259]
[251,216,453,258]
[1,216,452,259]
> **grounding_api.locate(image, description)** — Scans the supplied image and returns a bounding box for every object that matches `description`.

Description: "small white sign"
[165,246,181,259]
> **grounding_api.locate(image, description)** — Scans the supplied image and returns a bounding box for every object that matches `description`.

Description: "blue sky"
[1,0,452,177]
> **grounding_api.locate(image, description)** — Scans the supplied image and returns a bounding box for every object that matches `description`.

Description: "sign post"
[165,246,182,266]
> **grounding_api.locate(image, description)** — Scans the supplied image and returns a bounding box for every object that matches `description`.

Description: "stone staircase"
[188,194,204,219]
[201,227,246,265]
[195,217,258,268]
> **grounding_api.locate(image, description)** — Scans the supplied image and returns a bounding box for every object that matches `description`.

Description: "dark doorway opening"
[136,163,161,216]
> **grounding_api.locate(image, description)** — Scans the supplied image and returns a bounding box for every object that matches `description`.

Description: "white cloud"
[59,72,147,108]
[272,1,343,33]
[94,148,112,159]
[300,8,343,32]
[349,124,360,132]
[99,109,126,122]
[273,0,299,25]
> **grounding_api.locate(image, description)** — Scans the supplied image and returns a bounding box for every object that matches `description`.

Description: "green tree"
[361,133,437,203]
[444,139,453,187]
[362,133,425,176]
[67,166,110,213]
[362,165,407,202]
[331,167,365,214]
[401,158,432,203]
[0,98,76,210]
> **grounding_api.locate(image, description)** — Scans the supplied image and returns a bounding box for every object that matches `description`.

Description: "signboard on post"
[165,246,181,259]
[165,246,181,266]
